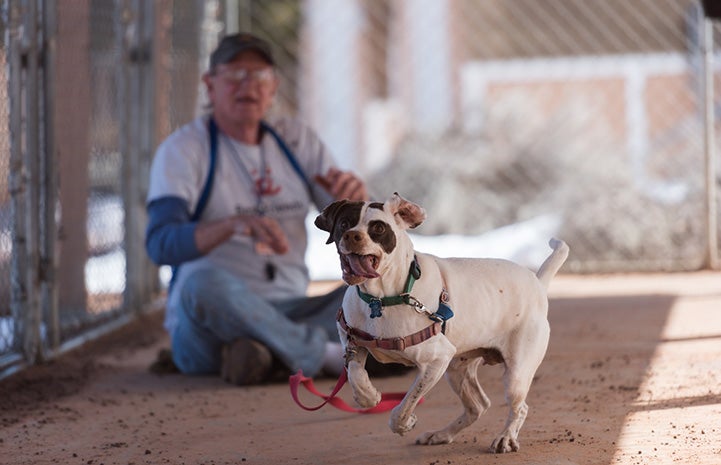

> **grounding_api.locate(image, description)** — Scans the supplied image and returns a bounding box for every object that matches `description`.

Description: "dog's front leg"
[345,346,381,408]
[390,339,455,436]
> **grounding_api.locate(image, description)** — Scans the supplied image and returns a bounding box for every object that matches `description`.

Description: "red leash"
[289,368,419,414]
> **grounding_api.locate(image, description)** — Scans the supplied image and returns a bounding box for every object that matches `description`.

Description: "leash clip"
[402,294,428,314]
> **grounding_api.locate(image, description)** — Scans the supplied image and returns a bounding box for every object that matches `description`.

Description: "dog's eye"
[371,223,385,235]
[338,219,351,231]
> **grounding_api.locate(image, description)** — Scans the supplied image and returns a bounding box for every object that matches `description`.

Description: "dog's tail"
[536,238,569,289]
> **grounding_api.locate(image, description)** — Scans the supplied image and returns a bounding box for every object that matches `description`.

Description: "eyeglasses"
[216,67,276,85]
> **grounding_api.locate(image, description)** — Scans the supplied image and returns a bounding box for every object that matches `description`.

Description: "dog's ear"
[315,200,349,244]
[387,192,426,230]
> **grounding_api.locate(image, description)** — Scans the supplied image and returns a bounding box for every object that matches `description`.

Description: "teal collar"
[356,257,422,318]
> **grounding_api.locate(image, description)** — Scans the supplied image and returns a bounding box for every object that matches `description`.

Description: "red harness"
[336,307,443,351]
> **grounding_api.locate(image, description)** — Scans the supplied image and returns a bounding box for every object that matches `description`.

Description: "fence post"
[119,0,163,313]
[42,0,59,351]
[119,0,143,313]
[703,17,719,270]
[54,1,93,337]
[7,0,28,362]
[7,0,45,364]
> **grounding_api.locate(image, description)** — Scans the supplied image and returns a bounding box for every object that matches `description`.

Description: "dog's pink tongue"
[347,254,379,278]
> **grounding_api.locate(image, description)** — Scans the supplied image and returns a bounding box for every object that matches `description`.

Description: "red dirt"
[2,272,721,465]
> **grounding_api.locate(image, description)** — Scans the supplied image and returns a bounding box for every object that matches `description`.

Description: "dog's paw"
[353,389,381,408]
[351,381,381,408]
[348,365,381,408]
[490,435,520,453]
[389,407,417,436]
[415,430,453,445]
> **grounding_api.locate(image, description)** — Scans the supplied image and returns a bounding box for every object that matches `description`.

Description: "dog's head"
[315,193,426,285]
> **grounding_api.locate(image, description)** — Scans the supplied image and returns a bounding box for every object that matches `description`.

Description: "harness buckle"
[440,287,450,303]
[344,345,358,367]
[393,337,406,351]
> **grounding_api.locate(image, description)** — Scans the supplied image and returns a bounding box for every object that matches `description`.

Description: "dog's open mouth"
[340,253,380,280]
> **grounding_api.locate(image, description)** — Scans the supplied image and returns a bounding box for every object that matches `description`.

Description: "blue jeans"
[170,268,346,377]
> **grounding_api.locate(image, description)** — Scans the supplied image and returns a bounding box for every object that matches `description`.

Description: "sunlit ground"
[551,272,721,465]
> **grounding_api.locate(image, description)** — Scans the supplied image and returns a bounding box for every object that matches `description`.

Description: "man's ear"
[387,192,426,230]
[314,200,349,244]
[202,72,213,92]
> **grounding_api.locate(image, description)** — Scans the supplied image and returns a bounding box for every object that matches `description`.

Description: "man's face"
[204,50,278,126]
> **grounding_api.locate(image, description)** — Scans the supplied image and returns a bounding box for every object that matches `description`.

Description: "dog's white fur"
[317,193,569,453]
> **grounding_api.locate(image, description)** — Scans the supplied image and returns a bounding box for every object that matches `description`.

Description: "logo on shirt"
[255,168,282,196]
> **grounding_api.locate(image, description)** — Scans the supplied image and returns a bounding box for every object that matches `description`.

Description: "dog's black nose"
[343,231,362,243]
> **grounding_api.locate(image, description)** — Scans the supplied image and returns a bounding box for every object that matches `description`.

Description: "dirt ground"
[2,272,721,465]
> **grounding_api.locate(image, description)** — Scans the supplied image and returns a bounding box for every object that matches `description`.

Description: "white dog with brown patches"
[314,193,569,453]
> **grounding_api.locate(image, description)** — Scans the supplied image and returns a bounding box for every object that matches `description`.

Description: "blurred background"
[1,0,720,377]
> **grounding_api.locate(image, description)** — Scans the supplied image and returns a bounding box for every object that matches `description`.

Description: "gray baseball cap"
[209,33,275,70]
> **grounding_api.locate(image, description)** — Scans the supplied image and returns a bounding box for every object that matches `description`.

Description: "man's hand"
[315,167,368,201]
[194,214,289,256]
[236,216,289,255]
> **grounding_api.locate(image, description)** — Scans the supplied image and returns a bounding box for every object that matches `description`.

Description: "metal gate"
[0,0,208,377]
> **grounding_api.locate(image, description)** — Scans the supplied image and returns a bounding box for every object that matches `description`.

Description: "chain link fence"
[0,0,208,376]
[242,0,721,273]
[320,0,718,273]
[1,0,720,376]
[406,0,717,273]
[0,2,10,369]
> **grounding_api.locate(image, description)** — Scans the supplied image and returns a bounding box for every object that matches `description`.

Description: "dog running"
[315,193,569,453]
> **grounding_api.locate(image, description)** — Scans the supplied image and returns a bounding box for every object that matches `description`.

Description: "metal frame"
[6,0,46,368]
[1,0,167,380]
[2,0,27,375]
[703,17,719,269]
[118,0,156,313]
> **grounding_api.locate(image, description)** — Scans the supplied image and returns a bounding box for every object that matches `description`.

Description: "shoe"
[149,348,180,374]
[320,342,345,378]
[265,358,293,384]
[221,338,273,386]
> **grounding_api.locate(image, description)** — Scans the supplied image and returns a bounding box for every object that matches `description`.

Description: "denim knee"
[180,268,246,305]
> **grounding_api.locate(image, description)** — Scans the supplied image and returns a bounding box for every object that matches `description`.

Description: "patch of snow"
[306,212,562,281]
[85,249,126,294]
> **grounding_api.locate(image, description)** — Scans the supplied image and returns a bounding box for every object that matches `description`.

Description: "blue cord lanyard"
[223,130,270,216]
[172,118,311,288]
[193,117,313,281]
[198,117,313,220]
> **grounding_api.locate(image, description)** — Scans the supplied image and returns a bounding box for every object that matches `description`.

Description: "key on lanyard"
[265,262,276,281]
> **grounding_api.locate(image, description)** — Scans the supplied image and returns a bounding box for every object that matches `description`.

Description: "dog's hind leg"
[491,318,550,453]
[415,356,489,445]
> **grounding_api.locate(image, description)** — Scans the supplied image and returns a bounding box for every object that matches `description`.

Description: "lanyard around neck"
[225,133,269,215]
[206,117,314,216]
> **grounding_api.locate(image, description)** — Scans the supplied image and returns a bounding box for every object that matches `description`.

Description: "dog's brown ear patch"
[388,193,426,229]
[315,200,348,244]
[397,202,426,229]
[315,200,364,245]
